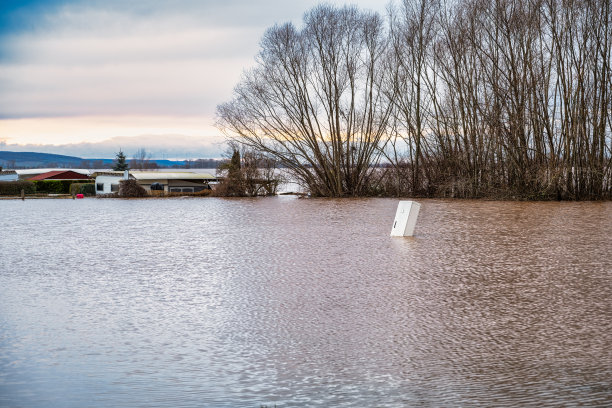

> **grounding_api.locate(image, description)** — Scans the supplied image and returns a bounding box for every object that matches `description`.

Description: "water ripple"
[0,198,611,407]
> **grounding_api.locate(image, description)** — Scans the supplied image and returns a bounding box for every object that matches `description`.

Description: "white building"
[0,170,18,181]
[93,171,131,194]
[93,171,217,195]
[131,171,216,193]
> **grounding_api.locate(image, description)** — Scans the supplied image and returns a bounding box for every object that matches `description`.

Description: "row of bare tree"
[217,0,611,199]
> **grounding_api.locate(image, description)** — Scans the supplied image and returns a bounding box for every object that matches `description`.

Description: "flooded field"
[1,197,611,407]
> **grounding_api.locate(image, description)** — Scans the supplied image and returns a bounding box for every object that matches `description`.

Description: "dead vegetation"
[218,0,611,199]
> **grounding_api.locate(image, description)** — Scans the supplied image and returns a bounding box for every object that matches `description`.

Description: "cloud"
[0,56,251,117]
[0,0,388,115]
[0,0,387,152]
[0,115,225,158]
[0,4,260,118]
[0,134,225,159]
[2,0,377,118]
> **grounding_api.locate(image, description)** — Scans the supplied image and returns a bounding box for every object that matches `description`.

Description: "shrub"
[119,179,148,197]
[69,183,95,196]
[0,181,36,195]
[80,183,96,196]
[33,180,64,194]
[167,189,213,197]
[33,179,90,194]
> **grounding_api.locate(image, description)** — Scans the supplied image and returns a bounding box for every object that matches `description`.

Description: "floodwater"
[0,197,610,407]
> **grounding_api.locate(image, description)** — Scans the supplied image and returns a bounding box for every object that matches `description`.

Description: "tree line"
[217,0,611,199]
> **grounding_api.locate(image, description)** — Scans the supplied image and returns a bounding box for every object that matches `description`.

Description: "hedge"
[33,179,90,194]
[0,181,36,195]
[69,183,95,196]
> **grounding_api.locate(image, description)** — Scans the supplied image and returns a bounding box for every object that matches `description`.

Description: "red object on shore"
[76,194,84,199]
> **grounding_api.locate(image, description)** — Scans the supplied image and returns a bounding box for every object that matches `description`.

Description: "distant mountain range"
[0,151,220,169]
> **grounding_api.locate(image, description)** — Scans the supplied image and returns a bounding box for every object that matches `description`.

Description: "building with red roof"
[28,170,92,181]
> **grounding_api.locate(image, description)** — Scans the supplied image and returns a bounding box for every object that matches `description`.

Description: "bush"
[0,181,36,195]
[33,180,66,194]
[80,183,96,196]
[33,180,90,194]
[167,189,213,197]
[119,179,148,197]
[69,183,95,196]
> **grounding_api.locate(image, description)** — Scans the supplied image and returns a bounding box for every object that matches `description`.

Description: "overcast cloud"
[0,0,386,158]
[0,134,225,159]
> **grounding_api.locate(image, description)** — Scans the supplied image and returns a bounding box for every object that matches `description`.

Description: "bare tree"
[131,148,157,170]
[217,0,611,199]
[217,4,393,197]
[388,0,611,199]
[384,0,440,195]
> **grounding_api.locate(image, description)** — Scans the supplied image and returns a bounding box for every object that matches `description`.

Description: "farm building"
[0,168,92,181]
[93,171,132,194]
[28,170,92,181]
[93,171,217,194]
[131,172,216,193]
[0,170,18,181]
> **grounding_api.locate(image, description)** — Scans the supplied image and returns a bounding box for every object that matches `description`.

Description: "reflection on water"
[0,198,611,407]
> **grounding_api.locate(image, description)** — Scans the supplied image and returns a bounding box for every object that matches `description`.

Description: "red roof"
[28,170,91,181]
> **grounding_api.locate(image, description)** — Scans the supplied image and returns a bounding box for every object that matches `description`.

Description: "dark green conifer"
[113,150,129,171]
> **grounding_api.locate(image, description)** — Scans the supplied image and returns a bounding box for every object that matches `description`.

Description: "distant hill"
[0,151,88,168]
[0,151,220,169]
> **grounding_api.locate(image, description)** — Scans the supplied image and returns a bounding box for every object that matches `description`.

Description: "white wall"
[95,175,123,194]
[0,173,18,181]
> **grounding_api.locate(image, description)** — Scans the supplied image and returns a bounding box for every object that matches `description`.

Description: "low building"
[1,168,94,181]
[28,170,92,181]
[92,171,131,194]
[131,171,216,193]
[16,168,91,180]
[0,170,18,181]
[93,171,217,195]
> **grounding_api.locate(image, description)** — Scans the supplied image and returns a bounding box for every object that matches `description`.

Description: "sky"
[0,0,386,159]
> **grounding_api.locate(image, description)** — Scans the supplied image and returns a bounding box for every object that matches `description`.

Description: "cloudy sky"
[0,0,386,159]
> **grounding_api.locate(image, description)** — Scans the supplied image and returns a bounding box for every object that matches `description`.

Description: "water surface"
[1,197,611,407]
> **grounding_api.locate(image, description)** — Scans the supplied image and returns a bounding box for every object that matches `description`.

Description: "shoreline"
[1,194,610,202]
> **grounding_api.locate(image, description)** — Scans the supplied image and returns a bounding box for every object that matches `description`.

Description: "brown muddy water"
[0,197,610,407]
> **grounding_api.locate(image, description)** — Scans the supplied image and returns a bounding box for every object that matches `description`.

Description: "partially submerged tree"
[218,0,611,199]
[216,148,245,196]
[383,0,440,196]
[217,4,393,197]
[216,143,280,197]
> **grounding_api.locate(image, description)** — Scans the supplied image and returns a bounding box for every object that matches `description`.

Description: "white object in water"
[390,201,421,237]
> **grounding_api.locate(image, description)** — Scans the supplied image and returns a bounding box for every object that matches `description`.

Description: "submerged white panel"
[390,201,421,237]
